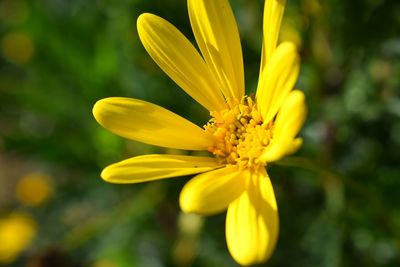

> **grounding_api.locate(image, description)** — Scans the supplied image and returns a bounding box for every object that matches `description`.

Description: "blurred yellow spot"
[164,148,187,155]
[280,23,302,48]
[312,30,333,66]
[0,0,28,24]
[303,0,322,16]
[1,32,34,64]
[172,237,198,267]
[0,212,37,264]
[16,172,53,206]
[178,213,203,236]
[172,213,203,266]
[370,60,392,82]
[92,260,119,267]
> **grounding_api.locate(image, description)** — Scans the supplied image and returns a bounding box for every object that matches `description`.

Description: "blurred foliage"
[0,0,400,266]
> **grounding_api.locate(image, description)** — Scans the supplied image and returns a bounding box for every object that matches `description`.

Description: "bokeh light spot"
[0,212,37,264]
[1,31,34,64]
[16,172,53,207]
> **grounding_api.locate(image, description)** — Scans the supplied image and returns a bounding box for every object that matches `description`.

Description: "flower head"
[93,0,306,265]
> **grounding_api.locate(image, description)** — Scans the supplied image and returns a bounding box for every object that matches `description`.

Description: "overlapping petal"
[260,90,307,162]
[260,0,287,74]
[179,165,246,215]
[188,0,244,101]
[256,42,300,123]
[226,168,279,266]
[137,13,226,112]
[101,154,221,184]
[93,97,213,150]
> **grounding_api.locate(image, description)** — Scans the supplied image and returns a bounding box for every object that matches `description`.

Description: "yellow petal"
[137,13,226,112]
[260,0,287,74]
[286,137,303,155]
[226,168,279,266]
[101,154,221,184]
[260,90,307,162]
[188,0,244,101]
[179,165,246,215]
[256,42,300,123]
[93,97,213,150]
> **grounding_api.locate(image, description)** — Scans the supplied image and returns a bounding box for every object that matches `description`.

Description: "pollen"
[205,97,273,170]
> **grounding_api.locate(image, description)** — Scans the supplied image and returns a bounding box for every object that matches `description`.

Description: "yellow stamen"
[205,97,273,170]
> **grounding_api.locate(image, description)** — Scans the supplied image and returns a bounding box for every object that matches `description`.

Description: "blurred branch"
[62,182,167,250]
[276,157,400,246]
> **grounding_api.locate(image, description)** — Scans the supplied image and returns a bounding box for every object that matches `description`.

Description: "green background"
[0,0,399,266]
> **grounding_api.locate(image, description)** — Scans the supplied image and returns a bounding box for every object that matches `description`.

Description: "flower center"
[205,97,273,170]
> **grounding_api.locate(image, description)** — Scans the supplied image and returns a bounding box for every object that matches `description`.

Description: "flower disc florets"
[205,97,273,170]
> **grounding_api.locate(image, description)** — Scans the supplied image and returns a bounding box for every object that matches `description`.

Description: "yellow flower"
[93,0,306,265]
[0,212,37,264]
